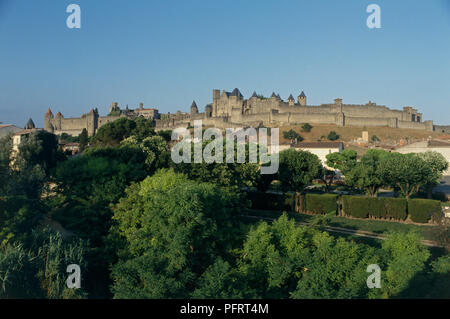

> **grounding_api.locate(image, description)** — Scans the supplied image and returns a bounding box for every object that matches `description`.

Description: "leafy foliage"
[305,194,338,215]
[327,131,339,141]
[91,117,155,146]
[52,145,148,244]
[0,229,88,299]
[278,149,322,192]
[379,153,432,199]
[110,169,245,298]
[325,150,357,175]
[172,140,261,189]
[301,123,312,132]
[407,199,442,223]
[283,129,303,142]
[345,149,390,197]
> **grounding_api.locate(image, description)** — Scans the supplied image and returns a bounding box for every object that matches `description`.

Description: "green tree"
[79,128,88,151]
[373,231,430,298]
[110,169,245,298]
[92,117,155,146]
[417,151,449,198]
[301,123,312,132]
[15,130,60,174]
[121,135,170,173]
[327,131,339,141]
[325,149,357,175]
[283,129,303,143]
[172,140,261,189]
[278,149,322,192]
[52,145,148,244]
[379,153,432,199]
[0,229,88,299]
[190,258,243,298]
[236,214,378,299]
[345,149,390,197]
[0,243,39,298]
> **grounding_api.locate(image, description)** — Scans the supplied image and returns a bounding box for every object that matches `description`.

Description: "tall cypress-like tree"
[79,128,88,151]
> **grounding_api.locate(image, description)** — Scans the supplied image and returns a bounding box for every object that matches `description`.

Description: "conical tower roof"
[25,118,35,129]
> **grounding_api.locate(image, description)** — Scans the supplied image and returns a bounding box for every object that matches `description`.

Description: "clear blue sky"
[1,0,449,127]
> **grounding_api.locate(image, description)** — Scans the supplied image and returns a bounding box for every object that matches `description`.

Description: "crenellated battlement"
[43,89,435,136]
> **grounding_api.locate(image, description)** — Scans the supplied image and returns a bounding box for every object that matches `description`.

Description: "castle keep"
[44,89,434,136]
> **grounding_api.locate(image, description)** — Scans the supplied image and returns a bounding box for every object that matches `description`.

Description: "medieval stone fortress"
[43,88,434,136]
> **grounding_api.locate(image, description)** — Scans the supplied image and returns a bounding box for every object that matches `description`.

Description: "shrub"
[384,198,407,220]
[342,196,370,218]
[301,123,312,132]
[327,131,339,141]
[248,192,286,211]
[282,129,303,142]
[408,199,442,223]
[305,194,338,215]
[284,193,296,212]
[342,196,407,220]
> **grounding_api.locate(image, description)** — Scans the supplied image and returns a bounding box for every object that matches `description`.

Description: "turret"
[298,91,307,106]
[44,108,54,133]
[25,118,35,130]
[205,104,213,118]
[190,100,199,114]
[45,108,54,119]
[288,94,295,106]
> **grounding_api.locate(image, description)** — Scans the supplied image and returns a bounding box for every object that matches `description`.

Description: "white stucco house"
[271,141,344,169]
[395,139,450,176]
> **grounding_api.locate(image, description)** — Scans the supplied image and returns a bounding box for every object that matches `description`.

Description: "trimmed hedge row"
[305,194,338,215]
[247,192,443,224]
[408,199,442,223]
[247,192,293,211]
[342,196,407,221]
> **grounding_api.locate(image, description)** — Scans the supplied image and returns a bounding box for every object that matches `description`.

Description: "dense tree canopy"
[417,151,449,198]
[91,117,156,146]
[110,169,246,298]
[345,149,390,197]
[278,149,322,192]
[52,145,148,244]
[378,153,432,199]
[326,149,357,175]
[283,129,303,143]
[172,140,261,189]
